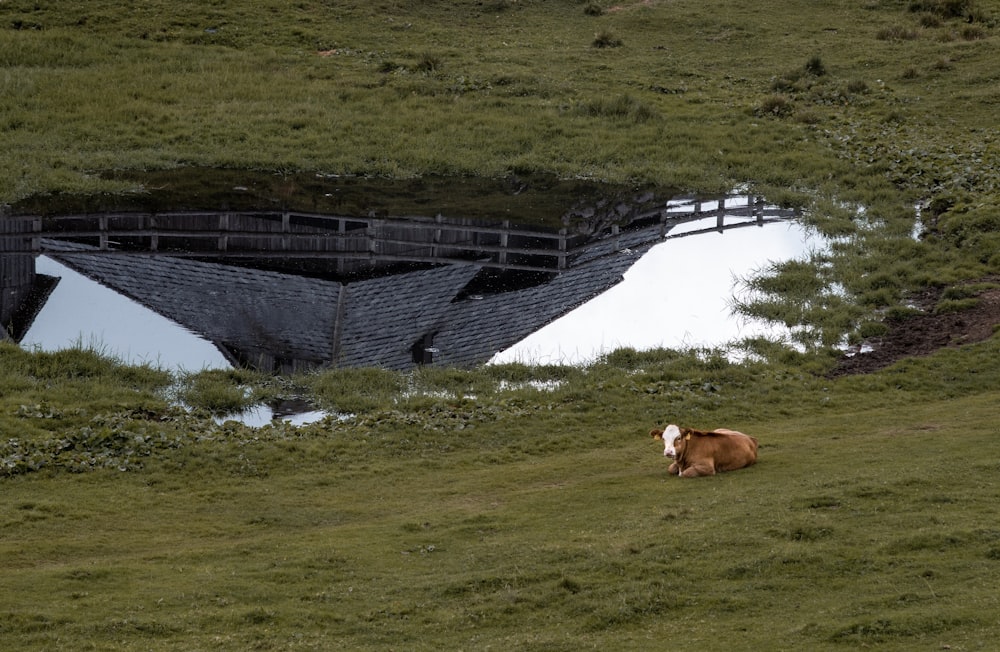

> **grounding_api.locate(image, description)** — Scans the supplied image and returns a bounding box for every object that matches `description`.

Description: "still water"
[5,174,813,373]
[490,219,814,365]
[18,218,816,370]
[23,255,232,370]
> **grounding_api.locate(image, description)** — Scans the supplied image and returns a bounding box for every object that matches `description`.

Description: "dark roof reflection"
[2,188,798,372]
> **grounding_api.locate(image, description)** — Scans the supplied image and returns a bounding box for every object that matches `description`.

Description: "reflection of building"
[40,238,646,372]
[7,195,795,275]
[1,195,797,371]
[1,210,58,343]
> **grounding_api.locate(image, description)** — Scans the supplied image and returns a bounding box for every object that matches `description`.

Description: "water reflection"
[23,256,230,369]
[492,220,814,365]
[2,175,802,371]
[214,398,335,428]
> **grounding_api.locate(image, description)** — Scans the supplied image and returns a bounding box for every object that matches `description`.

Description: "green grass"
[0,0,995,197]
[4,340,1000,649]
[4,1,1000,648]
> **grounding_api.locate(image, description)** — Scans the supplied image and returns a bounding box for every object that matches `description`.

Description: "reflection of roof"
[46,241,341,372]
[434,247,645,368]
[44,238,650,371]
[336,244,648,369]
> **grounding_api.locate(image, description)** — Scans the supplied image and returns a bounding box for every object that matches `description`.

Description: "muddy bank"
[829,277,1000,376]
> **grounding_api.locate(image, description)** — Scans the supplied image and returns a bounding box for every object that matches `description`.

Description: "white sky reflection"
[491,220,816,365]
[22,256,231,371]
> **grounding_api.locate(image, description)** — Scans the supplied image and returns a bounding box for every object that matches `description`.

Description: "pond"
[2,171,815,373]
[491,216,815,365]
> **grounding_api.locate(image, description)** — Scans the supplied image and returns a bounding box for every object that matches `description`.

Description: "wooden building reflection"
[1,195,797,372]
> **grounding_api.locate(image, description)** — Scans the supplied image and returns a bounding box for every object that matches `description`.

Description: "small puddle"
[3,171,810,371]
[214,398,338,428]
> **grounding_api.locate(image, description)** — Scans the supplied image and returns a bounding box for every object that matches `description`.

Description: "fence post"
[218,212,229,251]
[499,220,509,267]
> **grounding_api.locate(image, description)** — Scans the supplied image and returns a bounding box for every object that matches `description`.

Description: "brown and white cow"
[650,424,758,477]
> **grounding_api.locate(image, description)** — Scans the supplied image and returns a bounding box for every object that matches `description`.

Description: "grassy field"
[4,342,1000,650]
[3,0,1000,649]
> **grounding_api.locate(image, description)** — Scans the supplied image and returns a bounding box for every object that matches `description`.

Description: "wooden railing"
[2,196,799,274]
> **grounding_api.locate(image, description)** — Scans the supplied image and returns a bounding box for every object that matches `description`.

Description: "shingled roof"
[43,234,650,371]
[46,241,342,373]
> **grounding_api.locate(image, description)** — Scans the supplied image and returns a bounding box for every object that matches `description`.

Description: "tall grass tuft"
[876,24,921,40]
[592,30,623,48]
[580,94,656,122]
[303,367,406,413]
[178,368,264,414]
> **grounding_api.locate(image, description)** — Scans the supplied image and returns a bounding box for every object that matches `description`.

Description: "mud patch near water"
[830,277,1000,376]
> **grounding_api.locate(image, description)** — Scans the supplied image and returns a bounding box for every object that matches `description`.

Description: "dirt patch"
[829,277,1000,376]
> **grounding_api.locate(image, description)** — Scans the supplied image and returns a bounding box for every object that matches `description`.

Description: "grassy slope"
[4,342,1000,650]
[1,0,995,198]
[3,1,1000,649]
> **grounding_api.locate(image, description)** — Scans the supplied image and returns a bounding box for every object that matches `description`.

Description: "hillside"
[2,1,1000,649]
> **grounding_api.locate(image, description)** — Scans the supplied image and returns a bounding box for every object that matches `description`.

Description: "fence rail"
[2,198,799,273]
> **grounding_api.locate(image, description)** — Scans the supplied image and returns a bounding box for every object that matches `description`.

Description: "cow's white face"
[662,424,681,457]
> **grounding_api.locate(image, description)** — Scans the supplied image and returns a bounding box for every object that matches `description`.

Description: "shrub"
[179,370,257,414]
[770,74,804,93]
[592,30,623,48]
[413,53,442,73]
[917,12,944,27]
[935,297,980,313]
[909,0,978,19]
[581,94,656,122]
[937,203,1000,247]
[940,284,998,300]
[932,56,954,70]
[960,25,987,40]
[794,108,822,124]
[804,55,827,77]
[858,321,890,338]
[484,0,515,11]
[583,2,604,16]
[846,79,869,94]
[756,94,794,117]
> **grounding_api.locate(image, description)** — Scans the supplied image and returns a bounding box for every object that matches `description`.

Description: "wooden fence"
[2,197,799,274]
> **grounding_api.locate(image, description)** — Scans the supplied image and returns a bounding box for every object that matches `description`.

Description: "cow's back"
[711,431,757,471]
[679,428,757,475]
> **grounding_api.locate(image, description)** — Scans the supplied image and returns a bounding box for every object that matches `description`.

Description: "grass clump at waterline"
[4,340,1000,649]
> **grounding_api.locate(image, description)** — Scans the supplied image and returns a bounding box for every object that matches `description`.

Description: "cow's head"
[650,424,682,457]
